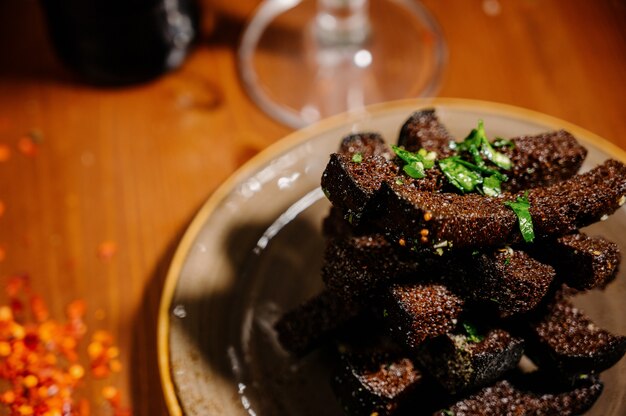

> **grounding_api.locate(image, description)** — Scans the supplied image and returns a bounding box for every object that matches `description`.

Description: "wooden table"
[0,0,624,414]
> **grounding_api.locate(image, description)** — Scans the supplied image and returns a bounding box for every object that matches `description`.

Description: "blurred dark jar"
[39,0,199,85]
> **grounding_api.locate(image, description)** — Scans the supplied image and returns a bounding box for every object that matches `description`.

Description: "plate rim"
[157,97,626,415]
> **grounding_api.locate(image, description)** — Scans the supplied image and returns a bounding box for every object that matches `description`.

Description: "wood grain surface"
[0,0,624,414]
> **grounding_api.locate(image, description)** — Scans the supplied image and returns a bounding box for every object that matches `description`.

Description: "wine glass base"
[238,0,447,128]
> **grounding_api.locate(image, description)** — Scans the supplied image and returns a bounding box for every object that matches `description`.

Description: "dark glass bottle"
[40,0,199,86]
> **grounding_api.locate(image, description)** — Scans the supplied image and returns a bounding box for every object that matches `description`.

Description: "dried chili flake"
[30,296,49,323]
[6,276,26,298]
[0,144,11,162]
[101,386,118,402]
[0,275,131,415]
[0,342,11,357]
[90,365,110,379]
[87,330,121,380]
[86,342,103,360]
[97,242,117,262]
[68,365,84,380]
[1,390,16,404]
[109,360,122,374]
[66,301,86,321]
[23,333,39,351]
[17,137,38,157]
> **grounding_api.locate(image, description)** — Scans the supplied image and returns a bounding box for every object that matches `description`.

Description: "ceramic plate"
[158,98,626,415]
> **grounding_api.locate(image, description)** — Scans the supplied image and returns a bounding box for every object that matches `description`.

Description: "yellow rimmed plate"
[158,98,626,415]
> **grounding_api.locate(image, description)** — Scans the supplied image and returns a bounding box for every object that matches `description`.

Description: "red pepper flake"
[68,364,84,380]
[17,136,38,157]
[0,145,10,162]
[101,386,118,403]
[0,276,132,415]
[66,300,85,321]
[0,341,11,357]
[6,276,25,298]
[97,241,117,262]
[0,306,13,322]
[1,390,16,404]
[88,329,123,381]
[23,333,39,351]
[30,296,49,323]
[0,201,5,217]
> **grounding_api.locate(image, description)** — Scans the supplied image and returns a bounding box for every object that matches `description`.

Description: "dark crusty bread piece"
[321,131,395,224]
[532,232,621,290]
[338,131,393,159]
[274,289,361,356]
[499,129,587,192]
[522,292,626,379]
[322,226,555,317]
[322,233,430,303]
[398,109,587,193]
[434,373,603,416]
[322,115,589,228]
[332,347,427,416]
[463,248,555,317]
[322,152,442,225]
[383,283,464,348]
[417,328,524,394]
[374,159,626,251]
[324,131,625,253]
[397,109,456,158]
[323,204,620,311]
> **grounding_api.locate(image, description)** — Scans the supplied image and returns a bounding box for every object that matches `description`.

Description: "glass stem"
[314,0,371,46]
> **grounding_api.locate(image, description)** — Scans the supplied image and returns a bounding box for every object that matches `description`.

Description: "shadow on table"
[129,221,192,416]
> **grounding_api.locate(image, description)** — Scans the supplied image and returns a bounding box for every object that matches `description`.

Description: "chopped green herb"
[472,250,480,256]
[438,156,507,195]
[351,152,363,163]
[476,121,512,169]
[392,145,437,179]
[450,157,507,181]
[482,174,503,197]
[579,374,589,380]
[463,322,485,343]
[490,297,500,303]
[383,309,389,318]
[417,148,438,167]
[504,193,535,243]
[493,137,515,148]
[395,178,404,185]
[322,188,330,199]
[441,410,455,416]
[504,256,511,266]
[438,157,483,193]
[453,121,512,170]
[403,161,426,179]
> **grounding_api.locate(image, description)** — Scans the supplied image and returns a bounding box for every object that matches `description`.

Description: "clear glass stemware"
[238,0,447,128]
